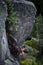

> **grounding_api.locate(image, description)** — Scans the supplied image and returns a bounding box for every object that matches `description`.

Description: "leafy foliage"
[5,0,43,65]
[6,0,18,23]
[21,55,38,65]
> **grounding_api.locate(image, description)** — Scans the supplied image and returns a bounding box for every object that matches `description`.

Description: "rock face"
[0,0,36,65]
[7,0,36,61]
[0,1,19,65]
[9,0,36,46]
[0,0,8,61]
[0,1,15,65]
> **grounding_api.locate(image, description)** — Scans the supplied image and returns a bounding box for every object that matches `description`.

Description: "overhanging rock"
[9,0,37,46]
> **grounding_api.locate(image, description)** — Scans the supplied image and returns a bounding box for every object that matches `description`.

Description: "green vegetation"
[5,0,43,65]
[21,56,38,65]
[23,14,43,65]
[6,0,19,33]
[6,0,18,23]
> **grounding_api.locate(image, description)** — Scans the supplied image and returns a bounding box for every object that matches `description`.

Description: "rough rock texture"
[0,1,13,65]
[0,1,8,61]
[0,0,36,65]
[9,0,36,46]
[0,1,20,65]
[7,0,37,61]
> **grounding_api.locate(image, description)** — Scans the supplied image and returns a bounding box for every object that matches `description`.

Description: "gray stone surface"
[4,59,20,65]
[0,1,20,65]
[0,0,36,65]
[0,0,10,62]
[9,0,36,46]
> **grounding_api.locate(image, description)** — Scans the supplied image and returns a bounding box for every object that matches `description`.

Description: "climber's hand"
[20,47,25,56]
